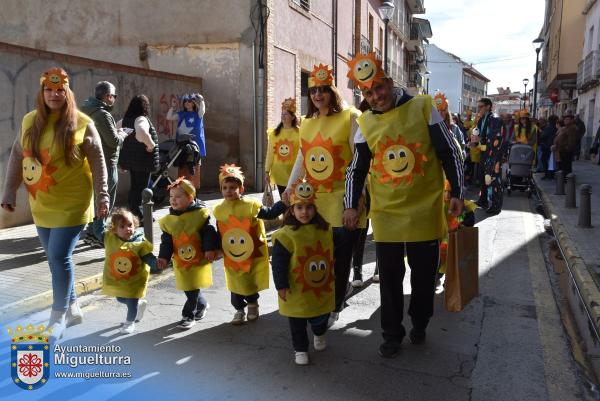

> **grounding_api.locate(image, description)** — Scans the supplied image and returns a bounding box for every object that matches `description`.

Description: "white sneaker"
[119,321,135,334]
[314,334,327,351]
[327,312,339,328]
[372,274,380,283]
[294,351,309,365]
[48,310,66,342]
[351,278,364,288]
[247,303,259,321]
[135,299,147,322]
[231,310,245,325]
[65,300,83,327]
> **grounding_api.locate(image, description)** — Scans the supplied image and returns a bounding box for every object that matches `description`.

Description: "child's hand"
[205,250,218,262]
[278,288,289,301]
[157,258,168,269]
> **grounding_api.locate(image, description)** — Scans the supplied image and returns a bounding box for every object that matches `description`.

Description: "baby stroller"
[148,133,200,204]
[506,143,535,198]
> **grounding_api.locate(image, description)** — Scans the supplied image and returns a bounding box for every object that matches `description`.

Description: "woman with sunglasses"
[283,64,364,328]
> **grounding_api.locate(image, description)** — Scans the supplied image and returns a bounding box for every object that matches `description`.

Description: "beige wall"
[546,0,585,85]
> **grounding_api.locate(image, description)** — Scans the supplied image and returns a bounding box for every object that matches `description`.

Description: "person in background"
[574,114,586,161]
[265,98,300,196]
[552,113,578,176]
[81,81,128,245]
[1,67,109,341]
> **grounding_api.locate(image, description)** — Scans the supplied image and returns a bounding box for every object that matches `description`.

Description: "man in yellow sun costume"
[157,178,220,330]
[343,53,464,358]
[271,178,335,365]
[284,63,364,328]
[213,164,287,325]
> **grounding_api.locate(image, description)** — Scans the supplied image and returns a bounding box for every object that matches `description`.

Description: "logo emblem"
[9,324,50,390]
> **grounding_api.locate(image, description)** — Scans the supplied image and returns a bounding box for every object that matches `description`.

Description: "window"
[369,14,374,51]
[292,0,310,11]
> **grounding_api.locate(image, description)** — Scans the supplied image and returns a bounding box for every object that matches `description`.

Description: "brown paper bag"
[444,226,479,312]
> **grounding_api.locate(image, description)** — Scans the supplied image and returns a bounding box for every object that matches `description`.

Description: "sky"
[424,0,546,95]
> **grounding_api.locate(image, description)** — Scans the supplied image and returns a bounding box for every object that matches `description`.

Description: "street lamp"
[424,70,431,94]
[378,1,395,74]
[522,78,529,109]
[532,37,544,119]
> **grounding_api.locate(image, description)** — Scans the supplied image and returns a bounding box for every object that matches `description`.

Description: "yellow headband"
[167,176,196,198]
[308,64,334,88]
[219,163,245,185]
[281,98,297,114]
[290,178,316,205]
[346,52,387,89]
[40,67,69,90]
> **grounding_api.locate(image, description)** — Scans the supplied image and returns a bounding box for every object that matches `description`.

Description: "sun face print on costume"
[372,136,428,187]
[109,250,140,280]
[173,232,203,269]
[218,216,263,273]
[22,148,57,198]
[274,139,295,162]
[346,53,386,89]
[301,132,344,192]
[293,241,334,298]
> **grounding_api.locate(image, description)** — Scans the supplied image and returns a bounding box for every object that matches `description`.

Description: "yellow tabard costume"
[299,107,364,228]
[159,208,213,291]
[272,224,335,318]
[357,95,446,242]
[102,232,152,298]
[213,198,270,296]
[20,111,94,227]
[266,127,299,187]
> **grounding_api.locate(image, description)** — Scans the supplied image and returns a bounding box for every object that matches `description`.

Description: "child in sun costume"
[265,98,300,195]
[158,178,220,330]
[213,164,286,325]
[95,208,156,334]
[271,178,335,365]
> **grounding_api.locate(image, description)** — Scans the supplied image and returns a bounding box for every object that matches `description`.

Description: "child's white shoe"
[314,334,327,351]
[294,351,309,365]
[231,310,245,325]
[247,303,259,321]
[120,321,135,334]
[135,299,147,322]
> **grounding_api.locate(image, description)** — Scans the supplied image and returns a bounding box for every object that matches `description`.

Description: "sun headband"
[218,163,245,186]
[433,92,448,112]
[281,98,297,114]
[519,109,530,118]
[40,68,69,90]
[167,176,196,198]
[289,178,316,205]
[346,52,387,90]
[308,64,334,88]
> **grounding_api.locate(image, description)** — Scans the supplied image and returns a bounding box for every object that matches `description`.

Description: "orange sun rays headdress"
[372,136,428,187]
[281,98,297,114]
[289,178,316,205]
[300,132,345,192]
[39,67,69,90]
[346,52,387,89]
[218,164,245,186]
[434,92,448,112]
[172,231,203,269]
[108,250,140,280]
[308,64,334,88]
[167,176,196,198]
[22,148,57,198]
[218,215,264,273]
[294,241,335,299]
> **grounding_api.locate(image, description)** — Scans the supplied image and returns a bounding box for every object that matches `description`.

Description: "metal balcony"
[360,35,371,55]
[578,50,599,91]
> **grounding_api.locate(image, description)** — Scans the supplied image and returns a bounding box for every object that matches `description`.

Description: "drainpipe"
[332,0,338,84]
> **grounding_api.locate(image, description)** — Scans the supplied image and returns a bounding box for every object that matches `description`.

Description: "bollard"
[565,174,577,208]
[555,170,565,195]
[142,188,154,243]
[578,185,593,228]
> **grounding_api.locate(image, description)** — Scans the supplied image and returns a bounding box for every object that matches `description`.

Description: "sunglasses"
[109,93,118,99]
[309,86,327,95]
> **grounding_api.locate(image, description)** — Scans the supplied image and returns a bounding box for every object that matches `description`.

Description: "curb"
[534,175,600,332]
[0,269,174,323]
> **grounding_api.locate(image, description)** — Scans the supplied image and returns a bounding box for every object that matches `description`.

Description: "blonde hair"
[108,208,139,233]
[25,76,80,166]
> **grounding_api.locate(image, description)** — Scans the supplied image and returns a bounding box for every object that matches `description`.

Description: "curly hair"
[108,207,139,234]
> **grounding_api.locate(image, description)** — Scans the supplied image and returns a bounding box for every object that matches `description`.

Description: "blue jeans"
[36,225,85,312]
[116,297,139,322]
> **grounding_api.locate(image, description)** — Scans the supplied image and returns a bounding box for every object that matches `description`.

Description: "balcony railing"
[577,50,600,91]
[360,35,371,55]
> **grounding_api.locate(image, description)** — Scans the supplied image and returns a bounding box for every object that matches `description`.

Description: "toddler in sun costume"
[271,178,335,365]
[157,178,220,330]
[213,164,287,325]
[94,208,156,334]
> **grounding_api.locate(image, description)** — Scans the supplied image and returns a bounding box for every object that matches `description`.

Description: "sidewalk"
[0,191,269,321]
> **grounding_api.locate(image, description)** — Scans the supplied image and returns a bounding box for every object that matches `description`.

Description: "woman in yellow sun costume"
[272,178,335,365]
[94,208,156,334]
[213,164,286,325]
[283,63,363,327]
[157,178,220,330]
[265,98,300,196]
[1,67,109,342]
